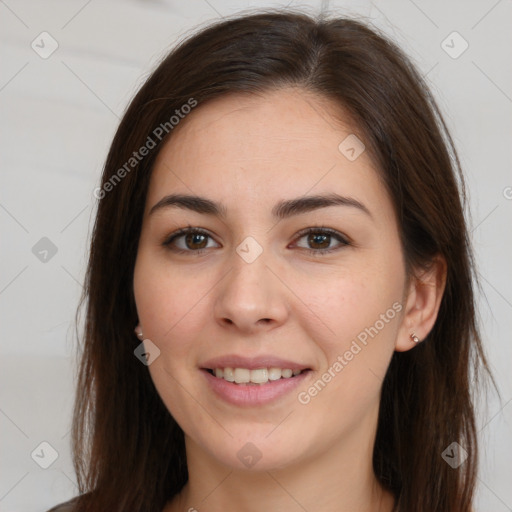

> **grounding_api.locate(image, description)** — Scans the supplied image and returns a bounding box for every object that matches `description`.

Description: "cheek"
[133,254,210,418]
[299,257,404,396]
[134,251,202,335]
[294,281,400,433]
[302,260,403,343]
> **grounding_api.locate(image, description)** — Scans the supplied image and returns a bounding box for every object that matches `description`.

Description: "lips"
[199,354,312,406]
[201,366,311,406]
[200,354,311,372]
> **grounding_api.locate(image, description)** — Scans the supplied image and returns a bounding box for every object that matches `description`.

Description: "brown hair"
[68,10,493,512]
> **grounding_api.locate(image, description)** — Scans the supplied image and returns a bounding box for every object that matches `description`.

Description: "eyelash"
[162,225,350,257]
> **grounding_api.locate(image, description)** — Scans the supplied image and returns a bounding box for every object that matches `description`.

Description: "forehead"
[146,88,393,224]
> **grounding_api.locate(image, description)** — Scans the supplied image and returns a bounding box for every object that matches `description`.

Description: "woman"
[48,10,492,512]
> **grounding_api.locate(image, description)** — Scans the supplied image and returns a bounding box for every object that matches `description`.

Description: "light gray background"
[1,0,510,510]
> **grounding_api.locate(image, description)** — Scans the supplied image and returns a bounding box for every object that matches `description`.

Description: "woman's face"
[133,88,409,471]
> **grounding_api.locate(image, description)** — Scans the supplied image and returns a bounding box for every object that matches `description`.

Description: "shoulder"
[45,496,80,512]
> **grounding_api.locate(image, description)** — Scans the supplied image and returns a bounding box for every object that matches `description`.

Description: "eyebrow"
[149,193,372,220]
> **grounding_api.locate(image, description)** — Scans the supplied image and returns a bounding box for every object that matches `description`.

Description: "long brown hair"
[67,10,493,511]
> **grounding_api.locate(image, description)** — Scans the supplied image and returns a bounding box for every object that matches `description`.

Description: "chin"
[198,431,305,472]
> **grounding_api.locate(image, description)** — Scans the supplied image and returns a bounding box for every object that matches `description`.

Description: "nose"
[213,249,289,333]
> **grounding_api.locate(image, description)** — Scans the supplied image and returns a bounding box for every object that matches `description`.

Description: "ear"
[395,255,447,352]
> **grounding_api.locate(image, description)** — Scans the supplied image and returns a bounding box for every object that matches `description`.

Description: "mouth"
[202,367,312,385]
[199,355,313,406]
[201,366,312,406]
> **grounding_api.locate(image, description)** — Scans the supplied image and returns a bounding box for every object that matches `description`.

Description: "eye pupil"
[185,232,208,249]
[308,233,330,249]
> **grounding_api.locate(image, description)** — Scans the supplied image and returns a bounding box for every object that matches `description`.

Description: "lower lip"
[201,369,311,407]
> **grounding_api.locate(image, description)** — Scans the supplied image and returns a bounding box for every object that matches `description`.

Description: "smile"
[201,367,311,407]
[206,367,304,384]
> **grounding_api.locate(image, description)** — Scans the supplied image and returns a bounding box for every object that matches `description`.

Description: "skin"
[133,87,446,512]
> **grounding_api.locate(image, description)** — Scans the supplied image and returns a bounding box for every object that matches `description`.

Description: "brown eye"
[307,232,331,249]
[293,228,350,255]
[185,232,208,250]
[163,228,219,253]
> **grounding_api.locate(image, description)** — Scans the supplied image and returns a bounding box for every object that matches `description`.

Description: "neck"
[165,416,396,512]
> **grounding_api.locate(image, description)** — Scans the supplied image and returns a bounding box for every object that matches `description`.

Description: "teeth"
[211,367,303,384]
[222,368,234,382]
[268,367,282,381]
[234,368,250,383]
[250,368,268,384]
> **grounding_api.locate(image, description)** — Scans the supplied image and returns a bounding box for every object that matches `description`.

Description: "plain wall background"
[1,0,510,510]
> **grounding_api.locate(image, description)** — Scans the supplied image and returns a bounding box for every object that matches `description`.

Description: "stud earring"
[134,326,144,340]
[410,332,420,343]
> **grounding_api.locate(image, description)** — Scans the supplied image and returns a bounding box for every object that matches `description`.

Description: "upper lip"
[200,355,311,371]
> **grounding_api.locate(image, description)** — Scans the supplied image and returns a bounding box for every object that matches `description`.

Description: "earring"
[410,332,420,343]
[134,326,144,340]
